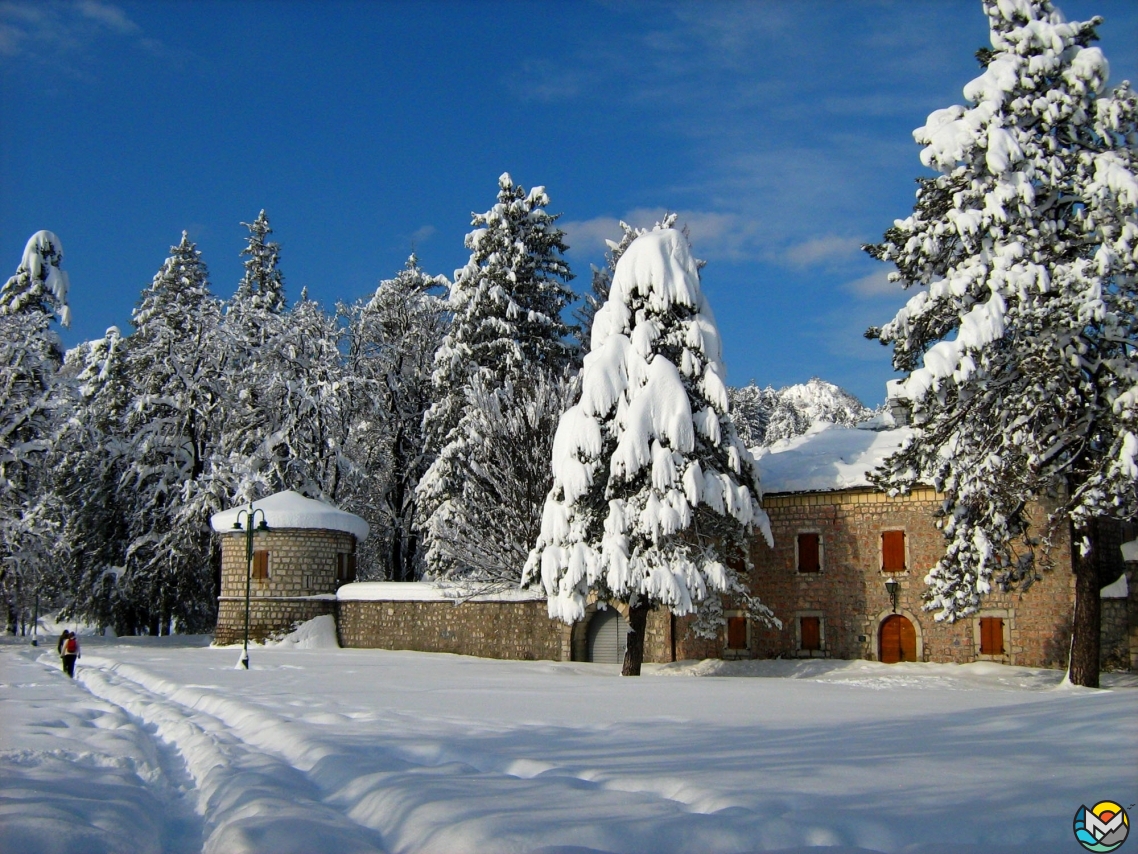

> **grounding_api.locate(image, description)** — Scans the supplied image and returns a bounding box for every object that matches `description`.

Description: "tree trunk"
[1068,525,1100,688]
[622,600,650,676]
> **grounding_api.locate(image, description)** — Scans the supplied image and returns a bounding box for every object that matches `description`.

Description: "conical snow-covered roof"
[210,490,369,541]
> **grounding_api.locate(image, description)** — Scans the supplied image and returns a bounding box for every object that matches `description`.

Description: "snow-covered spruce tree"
[0,232,70,634]
[54,327,132,631]
[233,210,286,316]
[524,228,775,675]
[119,233,226,635]
[233,288,357,503]
[864,0,1137,687]
[218,213,354,505]
[426,371,577,587]
[418,173,576,580]
[342,256,448,581]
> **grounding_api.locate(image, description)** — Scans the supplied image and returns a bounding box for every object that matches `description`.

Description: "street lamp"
[233,504,269,669]
[884,577,900,613]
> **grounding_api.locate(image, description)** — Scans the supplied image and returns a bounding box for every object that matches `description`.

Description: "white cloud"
[76,0,139,35]
[562,208,761,263]
[843,270,901,298]
[783,235,865,269]
[410,224,436,245]
[0,0,185,74]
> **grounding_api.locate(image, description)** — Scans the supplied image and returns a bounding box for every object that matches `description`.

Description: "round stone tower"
[210,490,370,645]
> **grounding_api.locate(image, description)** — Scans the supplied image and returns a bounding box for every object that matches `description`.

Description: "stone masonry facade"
[338,599,571,661]
[214,528,356,645]
[213,501,1132,671]
[744,488,1076,667]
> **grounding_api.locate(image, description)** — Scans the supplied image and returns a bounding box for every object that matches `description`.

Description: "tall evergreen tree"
[418,173,577,580]
[0,231,71,634]
[54,327,132,630]
[119,233,226,634]
[343,256,447,581]
[525,227,775,675]
[864,0,1137,687]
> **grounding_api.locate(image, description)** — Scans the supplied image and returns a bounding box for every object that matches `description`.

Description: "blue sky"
[3,0,1136,405]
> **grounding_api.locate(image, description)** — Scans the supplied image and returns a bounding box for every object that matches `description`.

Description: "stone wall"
[1101,595,1130,671]
[215,528,356,644]
[745,488,1077,668]
[215,597,335,645]
[338,598,571,661]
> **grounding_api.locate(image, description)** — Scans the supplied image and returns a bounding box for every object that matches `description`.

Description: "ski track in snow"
[5,640,1135,854]
[63,654,758,854]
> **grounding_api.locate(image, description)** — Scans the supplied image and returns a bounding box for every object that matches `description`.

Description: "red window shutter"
[980,617,1004,655]
[252,550,269,579]
[882,531,906,572]
[798,533,820,572]
[800,617,821,651]
[727,617,747,649]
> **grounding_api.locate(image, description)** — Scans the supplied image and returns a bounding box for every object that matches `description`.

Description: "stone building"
[210,491,369,645]
[213,435,1135,671]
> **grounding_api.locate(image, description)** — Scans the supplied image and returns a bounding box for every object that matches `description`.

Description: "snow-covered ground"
[2,623,1135,854]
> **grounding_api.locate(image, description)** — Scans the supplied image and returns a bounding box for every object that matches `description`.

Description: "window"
[336,553,357,584]
[797,532,821,573]
[799,616,821,652]
[979,617,1004,655]
[252,550,269,580]
[726,616,747,650]
[882,530,906,572]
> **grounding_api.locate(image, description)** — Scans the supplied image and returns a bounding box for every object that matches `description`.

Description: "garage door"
[587,608,630,664]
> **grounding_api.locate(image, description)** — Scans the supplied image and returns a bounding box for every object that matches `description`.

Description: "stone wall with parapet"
[337,584,571,661]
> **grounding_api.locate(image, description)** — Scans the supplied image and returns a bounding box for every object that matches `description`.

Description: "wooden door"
[879,615,916,663]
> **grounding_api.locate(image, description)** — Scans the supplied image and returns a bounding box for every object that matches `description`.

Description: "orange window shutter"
[798,533,820,572]
[347,554,357,581]
[882,531,906,572]
[980,617,1004,655]
[801,617,820,651]
[727,617,747,649]
[253,550,269,579]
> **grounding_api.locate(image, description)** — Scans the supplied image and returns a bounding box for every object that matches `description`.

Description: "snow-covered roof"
[210,490,369,540]
[754,422,913,494]
[337,582,543,603]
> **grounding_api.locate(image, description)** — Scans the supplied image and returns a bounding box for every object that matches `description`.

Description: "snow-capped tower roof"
[210,490,369,541]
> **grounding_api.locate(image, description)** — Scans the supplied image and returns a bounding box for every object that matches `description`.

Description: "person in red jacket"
[60,630,80,678]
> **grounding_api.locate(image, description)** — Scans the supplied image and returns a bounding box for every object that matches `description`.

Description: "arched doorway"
[587,608,630,664]
[879,614,917,663]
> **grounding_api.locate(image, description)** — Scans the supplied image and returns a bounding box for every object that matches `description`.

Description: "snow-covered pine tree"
[425,371,577,587]
[242,289,356,502]
[119,233,226,634]
[0,232,71,634]
[54,327,132,631]
[217,210,288,495]
[575,215,680,356]
[233,210,286,316]
[342,255,448,581]
[418,173,577,580]
[524,227,775,675]
[864,0,1137,687]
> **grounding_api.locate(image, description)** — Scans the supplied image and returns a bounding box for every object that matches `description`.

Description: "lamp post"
[884,577,900,613]
[233,504,269,669]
